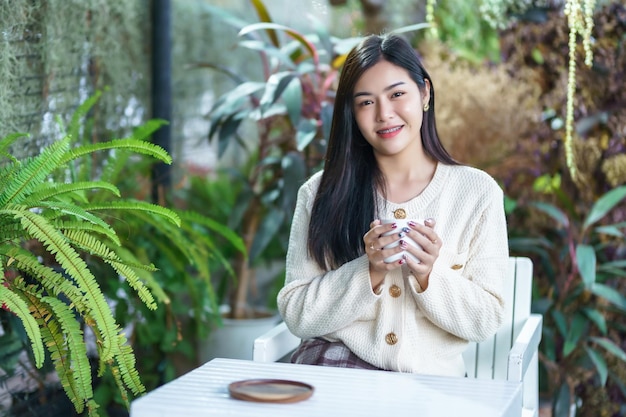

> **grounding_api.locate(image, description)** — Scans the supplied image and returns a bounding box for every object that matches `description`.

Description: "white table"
[130,358,522,417]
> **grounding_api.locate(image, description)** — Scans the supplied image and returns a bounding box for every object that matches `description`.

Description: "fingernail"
[400,240,407,249]
[398,232,405,238]
[391,223,397,228]
[401,227,410,233]
[408,221,417,227]
[398,259,405,265]
[425,218,434,224]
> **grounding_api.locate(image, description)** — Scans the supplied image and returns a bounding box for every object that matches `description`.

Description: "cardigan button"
[389,285,401,298]
[393,209,406,219]
[385,332,398,345]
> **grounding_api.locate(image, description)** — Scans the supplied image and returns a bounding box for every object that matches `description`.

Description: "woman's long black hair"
[307,33,458,270]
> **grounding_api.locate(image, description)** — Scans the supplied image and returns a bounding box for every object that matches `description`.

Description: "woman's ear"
[422,79,431,107]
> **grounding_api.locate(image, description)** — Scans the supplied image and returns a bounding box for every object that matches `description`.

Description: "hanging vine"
[564,0,596,182]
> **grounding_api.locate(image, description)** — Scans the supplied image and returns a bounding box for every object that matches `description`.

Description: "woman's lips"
[377,125,403,139]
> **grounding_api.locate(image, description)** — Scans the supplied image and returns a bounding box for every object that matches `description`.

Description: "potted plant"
[198,0,358,316]
[0,91,245,415]
[0,106,177,415]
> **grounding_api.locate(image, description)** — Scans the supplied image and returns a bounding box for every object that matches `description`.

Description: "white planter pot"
[198,308,281,364]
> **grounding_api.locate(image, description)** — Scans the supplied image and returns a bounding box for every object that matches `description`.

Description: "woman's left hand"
[403,218,441,290]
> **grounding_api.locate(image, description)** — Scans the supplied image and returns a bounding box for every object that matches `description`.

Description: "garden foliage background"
[0,1,624,416]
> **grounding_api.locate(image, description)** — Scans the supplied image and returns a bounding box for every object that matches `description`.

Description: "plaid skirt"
[291,338,384,370]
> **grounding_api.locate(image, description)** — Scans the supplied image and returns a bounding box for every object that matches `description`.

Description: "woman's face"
[352,60,430,158]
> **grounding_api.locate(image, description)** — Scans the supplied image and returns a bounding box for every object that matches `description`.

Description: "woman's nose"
[376,100,393,121]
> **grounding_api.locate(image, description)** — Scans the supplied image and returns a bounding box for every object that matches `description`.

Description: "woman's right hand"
[364,219,406,290]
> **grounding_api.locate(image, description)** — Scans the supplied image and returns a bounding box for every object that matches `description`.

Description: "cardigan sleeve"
[408,175,509,342]
[277,177,381,340]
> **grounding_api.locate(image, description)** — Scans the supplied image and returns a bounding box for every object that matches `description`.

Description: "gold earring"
[423,103,430,112]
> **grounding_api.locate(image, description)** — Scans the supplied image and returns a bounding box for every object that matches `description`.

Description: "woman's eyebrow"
[353,81,407,98]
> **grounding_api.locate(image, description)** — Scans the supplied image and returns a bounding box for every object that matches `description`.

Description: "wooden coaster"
[228,379,314,403]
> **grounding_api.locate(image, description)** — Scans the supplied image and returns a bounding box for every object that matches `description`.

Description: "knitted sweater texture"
[277,162,509,376]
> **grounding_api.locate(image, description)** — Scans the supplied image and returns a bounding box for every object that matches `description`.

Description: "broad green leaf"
[576,244,596,288]
[594,225,624,237]
[250,0,279,47]
[260,72,295,112]
[584,346,608,386]
[583,185,626,230]
[591,283,626,311]
[582,307,607,335]
[554,383,571,417]
[390,22,431,35]
[529,201,569,228]
[590,337,626,362]
[563,313,587,357]
[296,118,318,151]
[249,209,285,264]
[239,23,318,65]
[283,77,303,128]
[552,310,567,338]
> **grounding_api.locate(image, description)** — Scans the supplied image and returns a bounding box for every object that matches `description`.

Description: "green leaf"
[239,23,318,66]
[552,309,567,338]
[390,22,431,35]
[249,209,285,264]
[590,283,626,311]
[296,118,318,151]
[583,185,626,230]
[529,201,569,228]
[283,77,303,128]
[554,383,571,417]
[582,307,607,335]
[563,313,587,357]
[260,72,295,112]
[0,285,45,368]
[590,337,626,362]
[584,346,608,386]
[576,244,596,288]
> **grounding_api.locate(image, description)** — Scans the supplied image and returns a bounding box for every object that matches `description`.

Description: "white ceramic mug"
[381,218,423,264]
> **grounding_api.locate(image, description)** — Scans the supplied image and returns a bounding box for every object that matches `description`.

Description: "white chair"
[253,257,543,417]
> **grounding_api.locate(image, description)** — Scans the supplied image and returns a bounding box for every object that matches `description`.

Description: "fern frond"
[179,210,246,255]
[0,222,29,242]
[60,138,172,166]
[62,230,158,310]
[108,361,130,408]
[13,208,117,360]
[43,296,93,404]
[38,305,84,412]
[0,282,45,367]
[122,119,169,142]
[112,245,169,304]
[87,200,181,227]
[0,132,29,155]
[0,136,70,206]
[114,333,145,396]
[24,181,121,206]
[108,261,157,310]
[67,90,102,144]
[3,246,86,308]
[34,201,112,231]
[56,219,121,247]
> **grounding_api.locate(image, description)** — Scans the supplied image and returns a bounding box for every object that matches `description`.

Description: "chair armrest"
[253,321,301,363]
[507,314,543,381]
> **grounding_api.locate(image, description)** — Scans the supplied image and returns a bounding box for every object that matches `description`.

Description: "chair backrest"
[462,256,533,379]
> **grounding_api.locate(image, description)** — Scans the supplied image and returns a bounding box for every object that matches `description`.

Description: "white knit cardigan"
[277,163,509,376]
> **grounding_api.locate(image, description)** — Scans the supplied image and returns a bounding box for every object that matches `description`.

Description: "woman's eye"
[391,91,404,98]
[358,100,373,107]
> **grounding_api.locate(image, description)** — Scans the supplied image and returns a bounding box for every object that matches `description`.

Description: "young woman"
[277,33,509,377]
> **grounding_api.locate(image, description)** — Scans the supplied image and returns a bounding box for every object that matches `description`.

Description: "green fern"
[23,181,121,206]
[60,137,172,166]
[0,137,70,206]
[0,281,45,367]
[86,200,181,227]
